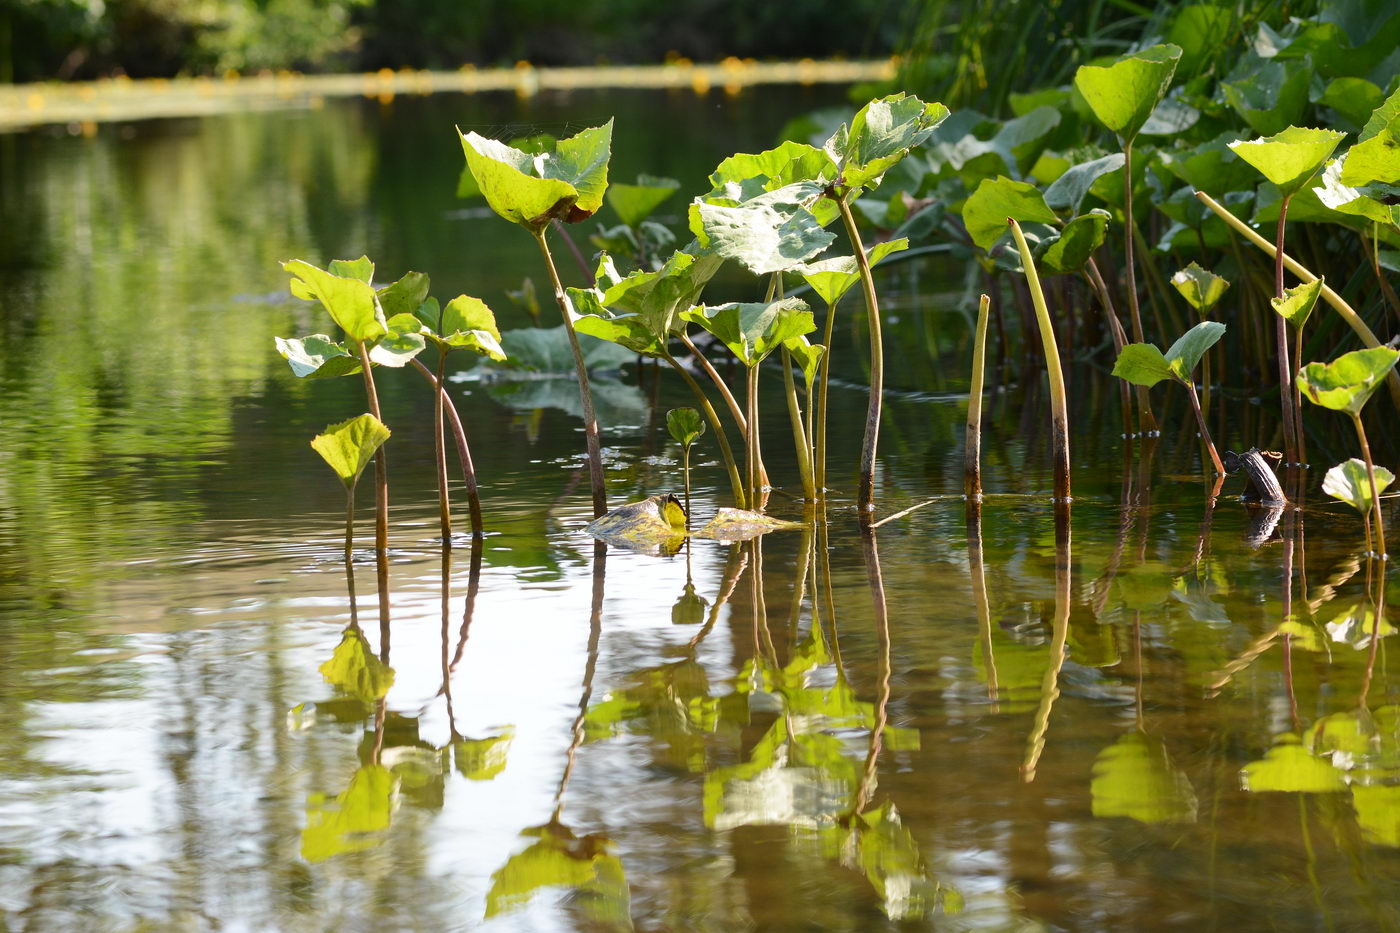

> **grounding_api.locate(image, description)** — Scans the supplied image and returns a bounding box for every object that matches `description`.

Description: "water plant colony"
[270,6,1400,915]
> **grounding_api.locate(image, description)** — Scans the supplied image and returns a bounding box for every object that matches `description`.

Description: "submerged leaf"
[1229,126,1347,198]
[693,509,804,542]
[1298,347,1400,414]
[1091,732,1197,824]
[1074,44,1182,142]
[1323,458,1395,515]
[1170,262,1230,313]
[318,628,395,704]
[310,414,391,490]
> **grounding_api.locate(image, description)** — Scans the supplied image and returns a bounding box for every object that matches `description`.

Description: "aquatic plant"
[666,407,705,521]
[1112,321,1228,476]
[1008,219,1070,502]
[965,294,990,501]
[309,413,391,581]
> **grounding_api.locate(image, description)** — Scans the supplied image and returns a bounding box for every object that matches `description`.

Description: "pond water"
[2,85,1399,932]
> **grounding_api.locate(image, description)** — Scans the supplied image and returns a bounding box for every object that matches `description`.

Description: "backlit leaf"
[1229,126,1347,198]
[310,414,391,490]
[375,271,430,319]
[1112,343,1173,387]
[792,238,908,306]
[961,176,1058,253]
[1035,211,1109,275]
[1271,278,1323,329]
[606,174,680,227]
[1298,347,1400,414]
[783,335,826,389]
[1164,320,1226,380]
[1074,44,1182,142]
[284,259,387,344]
[679,298,815,367]
[1170,262,1230,313]
[1341,115,1400,186]
[694,183,834,274]
[666,408,706,447]
[825,93,950,192]
[275,334,362,379]
[1322,458,1395,515]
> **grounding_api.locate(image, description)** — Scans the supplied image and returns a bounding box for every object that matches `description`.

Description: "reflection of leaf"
[301,765,397,862]
[454,729,514,781]
[1353,785,1400,847]
[671,583,708,626]
[584,659,718,771]
[703,718,857,831]
[485,822,631,928]
[1242,734,1348,793]
[1091,732,1197,824]
[816,803,961,922]
[498,324,636,373]
[318,629,394,703]
[485,376,646,427]
[692,508,804,542]
[1110,562,1177,611]
[1324,600,1395,650]
[1306,706,1400,774]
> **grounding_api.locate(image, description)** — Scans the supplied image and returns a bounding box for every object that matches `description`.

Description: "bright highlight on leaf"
[459,120,614,230]
[1229,126,1347,197]
[284,258,388,344]
[1323,458,1395,515]
[1171,262,1230,313]
[1298,346,1400,414]
[310,414,391,490]
[1112,321,1226,386]
[1074,44,1182,142]
[318,627,395,703]
[1271,278,1323,329]
[679,298,815,368]
[824,92,949,193]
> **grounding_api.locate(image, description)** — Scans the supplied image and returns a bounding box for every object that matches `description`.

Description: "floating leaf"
[1229,126,1347,198]
[1074,44,1182,142]
[454,729,513,781]
[284,259,387,344]
[319,628,394,704]
[459,121,613,229]
[692,508,804,542]
[1091,732,1197,824]
[1043,153,1124,215]
[1112,343,1174,388]
[961,176,1058,253]
[1163,320,1226,381]
[824,93,950,192]
[694,183,834,274]
[585,494,687,555]
[485,822,631,925]
[1242,734,1348,793]
[1035,211,1109,275]
[1323,458,1396,515]
[310,414,391,490]
[1171,262,1230,314]
[275,334,362,379]
[679,298,814,368]
[793,238,909,306]
[301,764,396,862]
[606,174,680,227]
[666,408,706,448]
[1298,347,1400,415]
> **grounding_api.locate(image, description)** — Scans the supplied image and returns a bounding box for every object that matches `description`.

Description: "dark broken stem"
[837,195,884,522]
[409,357,483,536]
[535,228,607,519]
[1182,376,1224,476]
[966,293,990,500]
[354,340,391,632]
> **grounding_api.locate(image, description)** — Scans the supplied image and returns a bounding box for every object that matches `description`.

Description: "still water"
[1,85,1398,932]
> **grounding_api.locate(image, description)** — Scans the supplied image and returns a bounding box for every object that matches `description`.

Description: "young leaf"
[1170,262,1230,314]
[606,174,680,227]
[1074,44,1182,142]
[376,271,431,319]
[1271,278,1324,330]
[824,93,950,192]
[283,259,387,344]
[310,414,391,490]
[275,334,362,379]
[1323,458,1396,515]
[1298,347,1400,415]
[792,237,909,306]
[1228,126,1347,198]
[678,298,814,368]
[961,176,1058,253]
[783,335,826,389]
[1164,320,1226,380]
[1112,343,1173,387]
[1035,211,1109,275]
[666,408,706,448]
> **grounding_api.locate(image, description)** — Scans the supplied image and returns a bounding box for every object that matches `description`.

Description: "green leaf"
[1363,86,1400,142]
[499,325,635,373]
[709,140,837,192]
[792,237,908,306]
[283,259,387,344]
[328,255,374,283]
[318,627,395,703]
[366,316,426,368]
[460,122,615,229]
[606,174,680,227]
[301,765,396,862]
[310,414,391,490]
[1320,77,1385,131]
[544,120,614,218]
[1170,262,1230,313]
[1091,732,1197,824]
[666,408,705,447]
[1315,156,1400,226]
[1073,44,1182,142]
[414,294,505,359]
[678,297,815,367]
[1242,734,1348,793]
[783,335,826,389]
[275,334,362,379]
[824,93,950,192]
[1221,59,1312,137]
[1322,458,1396,515]
[1229,126,1348,198]
[572,308,668,356]
[821,803,959,921]
[961,176,1058,253]
[375,271,430,320]
[1169,5,1232,74]
[1112,343,1173,387]
[1043,153,1124,215]
[1164,320,1226,380]
[1035,211,1109,275]
[453,729,513,781]
[694,183,834,274]
[1271,278,1324,330]
[486,823,630,923]
[1298,347,1400,414]
[1341,116,1400,186]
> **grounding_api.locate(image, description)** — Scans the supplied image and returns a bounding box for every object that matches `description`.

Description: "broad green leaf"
[710,140,837,192]
[366,316,426,368]
[606,174,680,227]
[1159,131,1261,193]
[310,414,391,490]
[1169,5,1232,73]
[694,183,834,274]
[1221,59,1311,136]
[1091,732,1197,824]
[1170,262,1230,313]
[485,823,630,924]
[1073,44,1182,142]
[783,335,826,389]
[284,259,387,344]
[375,271,430,319]
[459,132,576,229]
[275,334,362,379]
[1320,77,1385,130]
[329,255,374,283]
[318,628,395,704]
[792,237,909,306]
[572,309,668,356]
[1112,343,1173,387]
[301,765,396,862]
[961,176,1058,253]
[692,508,804,542]
[1323,458,1395,515]
[544,120,614,218]
[1363,86,1400,142]
[1242,734,1348,793]
[678,298,814,367]
[824,93,950,192]
[1315,156,1400,226]
[666,408,705,447]
[454,729,513,781]
[1229,126,1347,197]
[1035,211,1109,275]
[419,294,505,359]
[1341,116,1400,186]
[1298,347,1400,414]
[1164,320,1226,380]
[1043,153,1124,215]
[1271,278,1324,329]
[585,494,687,555]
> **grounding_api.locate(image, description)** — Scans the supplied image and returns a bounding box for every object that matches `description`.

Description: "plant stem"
[534,229,607,518]
[1086,258,1142,437]
[344,485,357,611]
[814,297,841,501]
[781,347,816,500]
[1273,194,1299,467]
[664,355,746,508]
[1121,140,1159,436]
[434,348,453,545]
[408,357,483,536]
[354,340,391,629]
[1182,375,1224,476]
[1293,324,1307,466]
[966,293,990,500]
[682,446,692,524]
[746,365,760,509]
[1351,411,1387,560]
[680,331,766,489]
[836,195,884,520]
[1010,219,1072,502]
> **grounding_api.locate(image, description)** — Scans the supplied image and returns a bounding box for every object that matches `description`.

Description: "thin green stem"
[781,347,815,500]
[836,195,884,520]
[1121,139,1158,436]
[1085,258,1140,437]
[966,293,990,500]
[1351,411,1387,560]
[1274,195,1299,467]
[354,339,391,630]
[665,354,746,509]
[814,296,841,501]
[746,366,760,509]
[1010,219,1071,502]
[434,348,453,544]
[682,446,692,524]
[409,357,483,536]
[1181,375,1224,476]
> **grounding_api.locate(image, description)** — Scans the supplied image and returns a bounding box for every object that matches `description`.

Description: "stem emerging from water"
[1010,219,1072,502]
[781,347,815,500]
[354,340,391,630]
[1181,375,1224,476]
[966,293,990,500]
[836,195,883,520]
[1274,195,1299,467]
[665,355,746,509]
[1122,139,1158,437]
[409,357,483,536]
[1350,410,1387,560]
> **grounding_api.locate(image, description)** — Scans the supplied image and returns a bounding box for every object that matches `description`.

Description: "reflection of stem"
[967,502,998,708]
[1023,507,1071,782]
[1360,553,1387,707]
[371,698,387,766]
[687,546,748,651]
[851,526,892,814]
[1298,796,1328,925]
[448,537,484,675]
[439,544,458,738]
[554,541,607,819]
[344,485,358,626]
[789,524,814,643]
[1282,507,1300,731]
[354,340,392,636]
[818,518,845,674]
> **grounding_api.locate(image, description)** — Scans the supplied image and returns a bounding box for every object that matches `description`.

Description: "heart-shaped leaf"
[275,334,362,379]
[1164,320,1226,380]
[961,176,1058,253]
[284,259,387,344]
[1112,343,1173,387]
[1074,44,1182,142]
[1323,458,1395,515]
[666,408,706,447]
[459,121,613,229]
[792,237,909,306]
[679,298,814,368]
[1170,262,1230,313]
[1298,347,1400,415]
[824,93,950,193]
[606,174,680,227]
[1229,126,1347,198]
[1271,278,1324,330]
[783,335,826,389]
[310,413,391,490]
[694,183,834,274]
[1035,211,1109,275]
